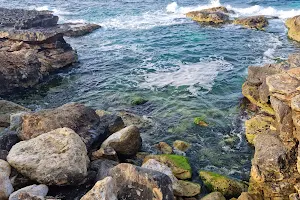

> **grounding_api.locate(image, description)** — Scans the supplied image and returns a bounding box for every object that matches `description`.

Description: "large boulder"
[9,184,48,200]
[234,16,268,30]
[15,103,106,151]
[0,159,14,200]
[80,177,117,200]
[286,15,300,42]
[101,125,142,157]
[199,171,247,198]
[7,128,89,185]
[108,163,174,200]
[144,154,192,180]
[0,100,29,127]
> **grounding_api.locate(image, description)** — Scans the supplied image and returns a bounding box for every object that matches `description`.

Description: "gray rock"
[0,130,20,151]
[201,192,226,200]
[0,100,29,127]
[90,159,118,181]
[0,159,14,200]
[9,184,48,200]
[7,128,89,185]
[101,125,142,157]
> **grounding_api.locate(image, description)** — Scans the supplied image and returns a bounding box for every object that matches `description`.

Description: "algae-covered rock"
[186,8,229,25]
[144,154,192,179]
[131,96,148,105]
[242,82,275,115]
[199,171,247,198]
[175,180,201,197]
[155,142,173,154]
[245,115,275,145]
[286,15,300,42]
[173,140,190,152]
[234,16,268,30]
[194,116,208,127]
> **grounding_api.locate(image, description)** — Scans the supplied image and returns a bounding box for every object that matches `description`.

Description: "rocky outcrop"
[234,16,269,30]
[242,53,300,199]
[286,15,300,42]
[199,171,247,198]
[108,163,174,200]
[7,128,89,185]
[101,125,142,157]
[59,23,101,37]
[0,8,78,95]
[13,102,107,151]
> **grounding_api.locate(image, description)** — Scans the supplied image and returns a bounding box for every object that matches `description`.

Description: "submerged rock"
[80,177,117,200]
[101,125,142,157]
[199,171,247,198]
[155,142,173,154]
[234,16,269,30]
[9,184,48,200]
[286,15,300,42]
[109,163,174,200]
[7,128,89,185]
[173,140,190,152]
[16,103,106,151]
[144,154,192,180]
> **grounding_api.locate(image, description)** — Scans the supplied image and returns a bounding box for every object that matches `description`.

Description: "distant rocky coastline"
[1,6,300,200]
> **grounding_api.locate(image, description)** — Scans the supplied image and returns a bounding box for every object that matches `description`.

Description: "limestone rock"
[234,16,268,30]
[144,154,192,180]
[109,163,174,200]
[244,115,275,145]
[0,159,14,200]
[80,177,117,200]
[175,180,201,197]
[201,192,226,200]
[9,184,48,200]
[199,171,247,198]
[266,73,300,102]
[186,10,229,24]
[288,53,300,68]
[0,100,29,127]
[242,81,274,115]
[155,142,173,154]
[101,125,141,157]
[7,128,89,185]
[286,15,300,42]
[59,23,101,37]
[118,111,153,130]
[17,103,106,151]
[173,140,190,152]
[200,7,230,13]
[237,192,260,200]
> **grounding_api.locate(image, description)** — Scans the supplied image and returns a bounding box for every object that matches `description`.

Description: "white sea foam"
[140,59,233,92]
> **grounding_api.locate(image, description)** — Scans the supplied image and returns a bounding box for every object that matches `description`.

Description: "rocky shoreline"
[1,6,300,200]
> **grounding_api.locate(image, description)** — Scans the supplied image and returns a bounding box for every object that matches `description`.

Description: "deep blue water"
[3,0,300,180]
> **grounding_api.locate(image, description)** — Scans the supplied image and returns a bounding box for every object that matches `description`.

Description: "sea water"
[3,0,300,180]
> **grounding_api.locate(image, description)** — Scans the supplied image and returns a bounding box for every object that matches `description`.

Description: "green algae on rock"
[194,116,209,127]
[144,154,192,180]
[233,16,269,30]
[245,115,275,145]
[131,96,148,105]
[199,171,248,198]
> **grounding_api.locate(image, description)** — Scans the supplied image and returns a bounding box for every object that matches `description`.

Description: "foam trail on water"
[140,59,233,92]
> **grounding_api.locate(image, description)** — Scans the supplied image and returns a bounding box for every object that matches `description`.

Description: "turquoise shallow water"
[2,0,300,180]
